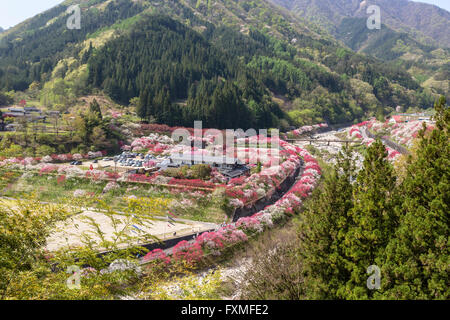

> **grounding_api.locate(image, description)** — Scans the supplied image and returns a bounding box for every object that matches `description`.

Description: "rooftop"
[170,153,243,165]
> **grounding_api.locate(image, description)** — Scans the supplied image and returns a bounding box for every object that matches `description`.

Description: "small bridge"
[286,138,363,147]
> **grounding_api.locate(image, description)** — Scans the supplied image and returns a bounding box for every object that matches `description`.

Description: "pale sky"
[0,0,65,30]
[0,0,449,30]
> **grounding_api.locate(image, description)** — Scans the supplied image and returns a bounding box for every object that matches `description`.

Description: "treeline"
[0,0,145,91]
[0,91,13,106]
[0,0,437,129]
[88,15,285,129]
[0,99,122,157]
[293,33,434,108]
[87,13,393,129]
[243,96,449,300]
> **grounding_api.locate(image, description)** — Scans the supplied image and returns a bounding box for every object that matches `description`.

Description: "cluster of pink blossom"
[386,147,401,160]
[142,248,170,264]
[33,164,115,181]
[37,152,101,164]
[143,160,157,168]
[39,164,59,175]
[235,147,280,166]
[366,119,388,133]
[40,152,101,163]
[103,181,120,193]
[85,169,110,181]
[269,153,321,213]
[353,118,435,161]
[286,123,328,138]
[142,146,322,266]
[131,137,169,153]
[236,216,265,234]
[57,154,73,162]
[168,178,216,189]
[187,135,214,144]
[0,157,23,168]
[109,111,123,119]
[225,151,302,208]
[127,133,174,152]
[21,157,35,166]
[41,155,53,163]
[195,231,225,256]
[348,126,363,139]
[168,144,193,155]
[131,137,166,152]
[171,240,204,263]
[390,121,434,147]
[210,169,227,184]
[145,223,248,262]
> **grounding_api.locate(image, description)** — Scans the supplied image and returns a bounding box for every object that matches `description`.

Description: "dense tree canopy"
[380,96,449,299]
[88,14,285,129]
[249,96,448,300]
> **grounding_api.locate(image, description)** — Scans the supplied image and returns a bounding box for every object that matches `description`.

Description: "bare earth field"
[46,210,218,252]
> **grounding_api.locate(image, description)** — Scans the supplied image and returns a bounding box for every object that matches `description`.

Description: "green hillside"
[0,0,439,128]
[271,0,450,99]
[271,0,450,47]
[335,17,450,97]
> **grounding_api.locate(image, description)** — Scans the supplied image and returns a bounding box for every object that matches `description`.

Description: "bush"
[189,164,211,180]
[0,143,23,158]
[161,167,184,179]
[161,164,212,180]
[35,145,57,157]
[240,227,305,300]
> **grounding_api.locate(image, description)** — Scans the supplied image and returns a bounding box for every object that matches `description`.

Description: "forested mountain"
[271,0,450,47]
[0,0,442,129]
[334,17,450,97]
[271,0,450,99]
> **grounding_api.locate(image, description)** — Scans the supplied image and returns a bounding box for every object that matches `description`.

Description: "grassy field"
[0,171,229,223]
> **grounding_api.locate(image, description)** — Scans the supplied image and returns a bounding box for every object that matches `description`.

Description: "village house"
[389,113,432,124]
[167,154,250,178]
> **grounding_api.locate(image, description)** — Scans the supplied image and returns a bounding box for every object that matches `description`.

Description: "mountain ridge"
[0,0,443,129]
[270,0,450,47]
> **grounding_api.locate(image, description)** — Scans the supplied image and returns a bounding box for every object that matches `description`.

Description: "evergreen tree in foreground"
[380,96,449,299]
[298,147,356,299]
[340,140,399,299]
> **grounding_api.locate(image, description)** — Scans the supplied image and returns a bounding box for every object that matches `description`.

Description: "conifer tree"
[297,147,356,299]
[340,140,399,299]
[380,96,449,299]
[89,98,102,120]
[81,42,93,64]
